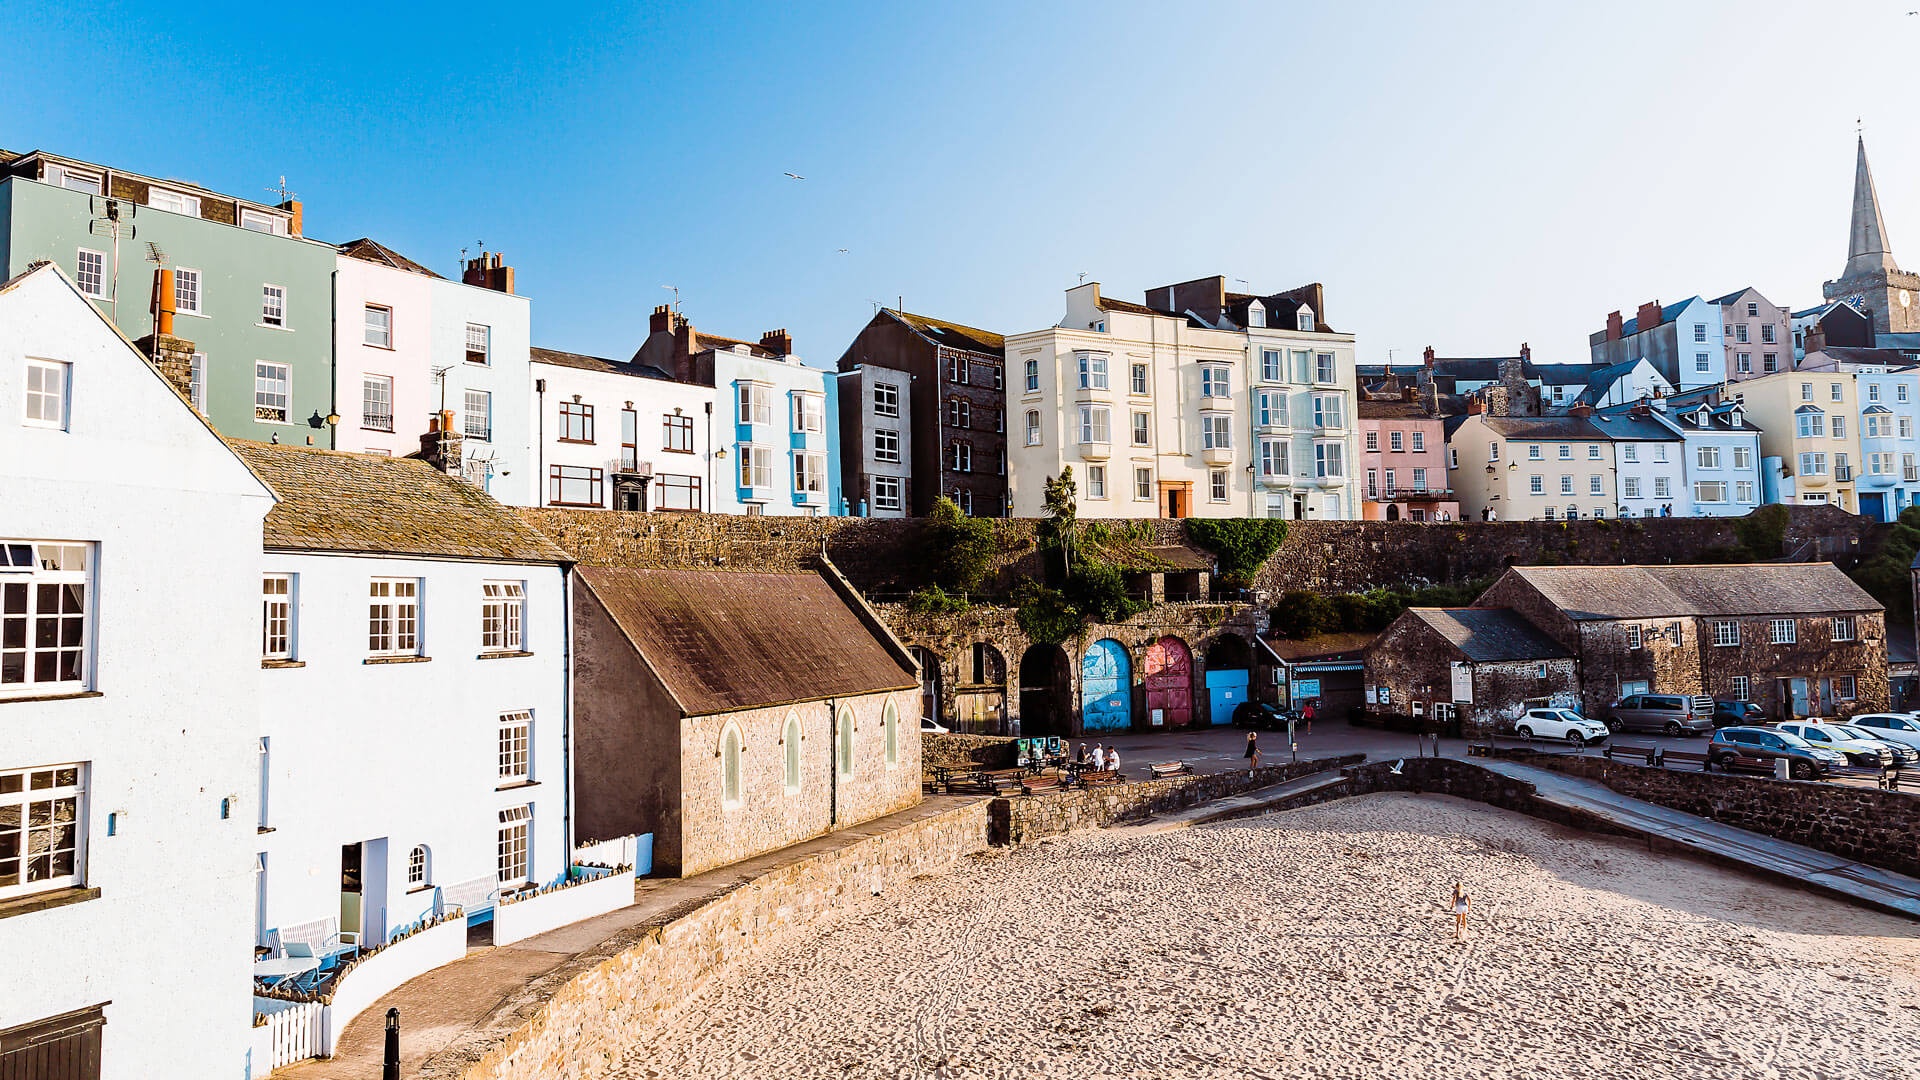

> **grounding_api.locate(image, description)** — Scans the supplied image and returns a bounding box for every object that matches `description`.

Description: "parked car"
[1512,708,1611,747]
[919,717,950,734]
[1708,727,1842,779]
[1775,722,1895,768]
[1847,713,1920,754]
[1232,701,1298,731]
[1831,724,1920,768]
[1712,700,1767,728]
[1607,694,1716,736]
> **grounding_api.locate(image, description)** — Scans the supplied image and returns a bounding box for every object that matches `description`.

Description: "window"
[1200,414,1232,451]
[1711,620,1739,647]
[1412,468,1428,491]
[1867,413,1891,438]
[1832,384,1844,403]
[366,578,419,656]
[1900,383,1913,403]
[1314,442,1343,478]
[1311,394,1344,429]
[254,362,290,423]
[1730,446,1751,469]
[465,323,491,365]
[44,164,101,193]
[871,475,902,512]
[1908,454,1920,482]
[1589,475,1604,495]
[1078,406,1110,444]
[1761,352,1777,373]
[1297,309,1314,331]
[1734,324,1748,343]
[1691,323,1707,343]
[1384,469,1395,492]
[948,356,969,384]
[497,710,532,784]
[1257,390,1288,427]
[1134,467,1153,499]
[497,806,530,883]
[262,574,293,659]
[1627,625,1642,650]
[1799,452,1828,476]
[1623,476,1641,499]
[1736,480,1756,502]
[784,714,803,792]
[1209,469,1228,502]
[24,360,70,429]
[1449,447,1459,469]
[1020,410,1041,447]
[1833,615,1856,642]
[1558,445,1572,460]
[147,187,200,216]
[1623,444,1638,463]
[1087,465,1107,498]
[240,208,285,235]
[1261,350,1281,382]
[559,401,594,442]
[873,382,900,417]
[1131,411,1149,446]
[875,429,901,462]
[1528,444,1542,460]
[837,707,855,777]
[1770,619,1796,644]
[1653,476,1671,498]
[0,543,88,695]
[884,700,900,765]
[1835,675,1857,701]
[794,393,825,434]
[738,383,773,426]
[350,374,391,431]
[1801,382,1813,402]
[408,845,430,888]
[1736,352,1752,374]
[741,446,774,489]
[1411,431,1424,452]
[1024,359,1039,393]
[363,304,391,347]
[1694,481,1727,503]
[1389,431,1404,452]
[74,249,104,297]
[482,581,525,652]
[1730,675,1749,701]
[464,390,492,441]
[1695,352,1710,373]
[188,352,205,411]
[1650,444,1664,462]
[1200,366,1230,398]
[1797,410,1824,438]
[1697,445,1720,469]
[797,451,828,492]
[1832,416,1846,439]
[1077,354,1109,390]
[990,365,1002,390]
[947,398,970,428]
[1316,353,1336,384]
[549,465,603,506]
[1531,475,1545,495]
[1292,350,1312,383]
[1904,417,1916,440]
[260,284,286,328]
[657,473,701,511]
[1870,384,1883,403]
[1366,431,1380,452]
[1130,362,1148,394]
[0,764,85,900]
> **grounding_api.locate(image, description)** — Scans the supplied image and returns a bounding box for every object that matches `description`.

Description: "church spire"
[1846,135,1899,277]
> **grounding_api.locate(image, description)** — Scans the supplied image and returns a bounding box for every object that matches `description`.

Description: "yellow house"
[1447,409,1618,521]
[1728,369,1860,510]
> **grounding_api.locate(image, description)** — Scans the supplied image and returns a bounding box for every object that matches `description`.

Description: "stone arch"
[1017,644,1072,737]
[1385,504,1401,521]
[781,712,802,793]
[1143,636,1194,728]
[1081,638,1133,732]
[955,642,1009,734]
[719,721,745,808]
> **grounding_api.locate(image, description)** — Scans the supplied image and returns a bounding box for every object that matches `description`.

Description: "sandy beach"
[614,793,1920,1080]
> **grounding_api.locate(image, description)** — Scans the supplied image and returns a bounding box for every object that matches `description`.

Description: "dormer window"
[147,187,201,217]
[1247,301,1266,328]
[1295,306,1316,332]
[1729,409,1743,428]
[44,164,103,194]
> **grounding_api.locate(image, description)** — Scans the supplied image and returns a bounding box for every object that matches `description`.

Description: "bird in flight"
[784,172,806,180]
[837,248,849,255]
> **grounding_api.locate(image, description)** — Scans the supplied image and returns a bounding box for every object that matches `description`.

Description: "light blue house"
[1650,391,1765,517]
[1841,358,1920,521]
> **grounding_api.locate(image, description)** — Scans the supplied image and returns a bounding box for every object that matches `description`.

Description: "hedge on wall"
[1185,518,1289,586]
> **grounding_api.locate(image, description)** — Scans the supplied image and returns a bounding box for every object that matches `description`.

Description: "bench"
[1076,769,1123,788]
[1603,743,1661,766]
[981,768,1027,796]
[1021,774,1062,796]
[1149,761,1193,778]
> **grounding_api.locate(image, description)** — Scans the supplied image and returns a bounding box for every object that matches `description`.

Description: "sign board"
[1450,661,1473,704]
[1378,686,1391,704]
[1291,679,1321,700]
[1151,708,1165,726]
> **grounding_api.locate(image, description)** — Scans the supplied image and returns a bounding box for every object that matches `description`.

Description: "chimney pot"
[1569,403,1595,419]
[1605,310,1624,342]
[1466,397,1484,415]
[420,412,465,476]
[1422,345,1436,368]
[1636,301,1662,332]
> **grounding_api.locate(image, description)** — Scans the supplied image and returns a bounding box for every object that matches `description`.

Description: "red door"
[1144,636,1193,728]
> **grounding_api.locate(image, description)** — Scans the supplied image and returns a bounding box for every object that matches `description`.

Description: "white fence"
[493,865,637,946]
[250,998,323,1075]
[323,915,469,1055]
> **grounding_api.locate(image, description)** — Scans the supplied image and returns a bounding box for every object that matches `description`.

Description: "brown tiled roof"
[694,332,778,358]
[1496,563,1881,620]
[1405,608,1571,662]
[1097,295,1159,315]
[529,346,675,381]
[894,310,1005,354]
[230,440,569,563]
[1138,545,1212,571]
[1264,631,1378,662]
[1357,400,1432,419]
[338,238,444,279]
[578,566,916,716]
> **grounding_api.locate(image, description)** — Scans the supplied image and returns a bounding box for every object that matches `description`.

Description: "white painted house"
[332,241,534,505]
[0,263,275,1077]
[229,439,572,956]
[530,347,717,512]
[1594,405,1687,517]
[1652,393,1766,517]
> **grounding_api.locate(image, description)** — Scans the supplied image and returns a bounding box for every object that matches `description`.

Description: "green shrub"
[1013,582,1081,646]
[921,497,997,593]
[1185,518,1288,586]
[905,586,970,614]
[1063,561,1143,623]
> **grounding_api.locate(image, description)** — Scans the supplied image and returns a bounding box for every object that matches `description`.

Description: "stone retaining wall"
[456,800,991,1080]
[922,732,1018,769]
[995,755,1366,844]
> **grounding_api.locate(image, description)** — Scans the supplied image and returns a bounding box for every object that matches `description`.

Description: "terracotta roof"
[1357,400,1433,419]
[1404,608,1571,662]
[337,238,444,279]
[529,346,675,381]
[893,310,1005,354]
[578,566,916,716]
[1496,564,1880,619]
[230,440,569,563]
[1264,631,1378,663]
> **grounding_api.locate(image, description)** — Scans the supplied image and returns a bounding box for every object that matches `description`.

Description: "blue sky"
[5,1,1919,368]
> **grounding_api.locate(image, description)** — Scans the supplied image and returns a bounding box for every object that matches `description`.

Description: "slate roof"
[1531,363,1603,385]
[894,310,1004,355]
[231,440,569,563]
[1591,408,1679,440]
[1617,298,1698,336]
[1481,415,1609,440]
[1096,294,1160,316]
[1890,623,1916,667]
[530,346,676,381]
[1498,564,1880,619]
[338,238,444,279]
[1264,631,1378,663]
[1572,359,1646,405]
[1404,608,1571,662]
[1358,400,1434,419]
[1817,347,1918,366]
[577,566,916,716]
[694,332,780,358]
[1139,545,1212,571]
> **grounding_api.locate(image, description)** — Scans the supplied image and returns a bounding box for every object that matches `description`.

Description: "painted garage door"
[1080,639,1132,732]
[1143,636,1193,728]
[1205,668,1250,726]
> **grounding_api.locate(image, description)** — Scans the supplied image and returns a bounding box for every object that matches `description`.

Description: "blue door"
[1081,639,1132,732]
[1861,492,1886,521]
[1205,668,1250,725]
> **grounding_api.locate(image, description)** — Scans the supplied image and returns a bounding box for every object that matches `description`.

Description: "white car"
[1848,713,1920,754]
[1514,708,1611,747]
[1776,722,1895,768]
[919,716,950,734]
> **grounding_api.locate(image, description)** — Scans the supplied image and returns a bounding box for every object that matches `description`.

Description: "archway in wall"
[1018,645,1072,737]
[1385,504,1401,521]
[1143,636,1194,729]
[1203,635,1254,725]
[1081,639,1133,733]
[908,646,943,724]
[955,642,1009,734]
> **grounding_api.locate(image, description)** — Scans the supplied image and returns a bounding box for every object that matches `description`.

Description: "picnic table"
[927,760,983,793]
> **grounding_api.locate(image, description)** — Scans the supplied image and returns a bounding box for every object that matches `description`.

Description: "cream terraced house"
[1732,367,1863,511]
[1448,409,1618,521]
[1005,278,1359,519]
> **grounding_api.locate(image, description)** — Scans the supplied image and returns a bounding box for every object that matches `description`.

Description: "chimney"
[650,304,677,335]
[1422,345,1436,369]
[1806,323,1827,357]
[1635,301,1662,333]
[462,252,515,295]
[136,330,199,404]
[277,199,303,238]
[151,266,177,339]
[1605,311,1623,341]
[1519,342,1531,367]
[1402,385,1417,403]
[1569,403,1595,419]
[420,410,465,476]
[759,329,793,357]
[1466,397,1484,415]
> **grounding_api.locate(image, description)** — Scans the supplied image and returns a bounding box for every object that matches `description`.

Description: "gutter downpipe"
[827,696,840,828]
[535,377,547,505]
[559,562,575,871]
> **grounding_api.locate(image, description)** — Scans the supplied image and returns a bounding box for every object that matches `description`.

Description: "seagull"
[837,248,849,254]
[1389,759,1404,775]
[784,172,806,180]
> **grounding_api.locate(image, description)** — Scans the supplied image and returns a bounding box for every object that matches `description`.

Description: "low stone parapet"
[994,754,1366,844]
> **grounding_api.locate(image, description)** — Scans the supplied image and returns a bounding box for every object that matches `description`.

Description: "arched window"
[721,724,743,808]
[837,706,855,777]
[408,845,431,888]
[783,713,802,793]
[883,700,899,766]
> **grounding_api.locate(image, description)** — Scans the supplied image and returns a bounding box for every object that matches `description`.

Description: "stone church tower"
[1823,136,1920,335]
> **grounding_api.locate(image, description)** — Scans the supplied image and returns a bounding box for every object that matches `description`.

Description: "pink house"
[1359,399,1459,521]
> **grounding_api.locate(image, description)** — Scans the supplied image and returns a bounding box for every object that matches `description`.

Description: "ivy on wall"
[1185,518,1289,587]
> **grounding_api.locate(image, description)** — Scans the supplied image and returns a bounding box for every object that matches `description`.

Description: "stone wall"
[454,800,992,1080]
[994,754,1366,843]
[922,732,1018,769]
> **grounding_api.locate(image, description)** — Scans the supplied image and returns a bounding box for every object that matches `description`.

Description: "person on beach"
[1075,742,1089,767]
[1451,881,1471,942]
[1092,744,1106,771]
[1246,730,1261,774]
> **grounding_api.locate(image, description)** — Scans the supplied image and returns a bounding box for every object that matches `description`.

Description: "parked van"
[1606,693,1715,736]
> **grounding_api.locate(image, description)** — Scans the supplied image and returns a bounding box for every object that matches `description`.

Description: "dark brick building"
[834,308,1006,517]
[1364,608,1579,733]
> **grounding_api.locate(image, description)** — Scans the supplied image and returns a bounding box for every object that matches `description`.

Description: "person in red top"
[1302,700,1315,735]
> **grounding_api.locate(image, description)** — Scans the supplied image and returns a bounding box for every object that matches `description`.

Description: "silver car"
[1848,713,1920,754]
[1607,693,1715,736]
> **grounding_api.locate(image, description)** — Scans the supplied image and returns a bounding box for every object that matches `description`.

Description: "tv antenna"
[145,241,168,266]
[86,195,137,317]
[264,176,298,204]
[431,364,456,412]
[1078,271,1089,284]
[661,284,680,312]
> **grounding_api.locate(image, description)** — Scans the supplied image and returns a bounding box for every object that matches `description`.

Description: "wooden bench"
[1656,747,1713,771]
[1021,774,1062,796]
[1149,761,1193,778]
[1602,743,1660,766]
[1076,769,1122,788]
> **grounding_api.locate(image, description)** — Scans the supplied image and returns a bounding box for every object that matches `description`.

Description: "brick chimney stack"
[276,199,303,238]
[1422,345,1436,369]
[759,329,793,357]
[420,409,465,476]
[1635,301,1662,332]
[1466,397,1484,415]
[650,304,680,335]
[463,252,515,295]
[1569,403,1595,419]
[134,264,199,404]
[1605,311,1623,341]
[1806,323,1827,357]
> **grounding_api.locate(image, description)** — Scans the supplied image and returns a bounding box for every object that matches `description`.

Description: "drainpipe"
[560,563,575,870]
[328,268,340,449]
[535,378,547,505]
[704,401,714,511]
[827,696,839,827]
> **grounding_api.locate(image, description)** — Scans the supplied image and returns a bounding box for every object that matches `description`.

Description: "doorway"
[1018,645,1072,736]
[341,838,389,947]
[1143,636,1193,728]
[1080,639,1134,732]
[1164,488,1188,519]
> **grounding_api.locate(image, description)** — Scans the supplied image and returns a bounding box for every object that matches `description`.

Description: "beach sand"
[614,792,1920,1079]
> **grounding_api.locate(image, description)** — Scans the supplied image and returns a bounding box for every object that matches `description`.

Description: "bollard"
[384,1008,400,1080]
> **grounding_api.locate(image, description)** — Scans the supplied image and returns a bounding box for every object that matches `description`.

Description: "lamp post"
[383,1008,400,1080]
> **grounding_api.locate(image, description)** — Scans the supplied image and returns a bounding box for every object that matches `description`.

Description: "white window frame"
[24,359,70,430]
[1209,469,1228,502]
[1202,413,1232,450]
[74,248,105,298]
[1134,466,1153,500]
[1712,620,1739,647]
[874,428,901,463]
[497,805,531,884]
[1730,675,1749,702]
[261,284,286,328]
[1770,619,1796,645]
[147,187,200,216]
[364,304,392,348]
[871,475,903,512]
[1626,624,1642,650]
[367,577,420,657]
[498,711,532,785]
[1201,366,1231,399]
[1832,616,1856,643]
[741,446,774,489]
[793,392,825,434]
[0,764,86,900]
[482,581,525,652]
[254,361,290,423]
[262,574,294,660]
[175,267,202,316]
[1024,359,1039,392]
[188,352,206,412]
[738,383,773,426]
[361,374,394,431]
[240,208,286,235]
[465,322,491,365]
[795,451,828,493]
[464,389,492,441]
[873,382,900,418]
[1078,406,1110,445]
[1077,354,1109,390]
[1,542,92,696]
[1087,465,1107,498]
[1131,362,1149,395]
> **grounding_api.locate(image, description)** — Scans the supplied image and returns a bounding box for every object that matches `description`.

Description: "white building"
[1006,279,1360,519]
[836,364,914,517]
[1652,394,1766,517]
[0,263,274,1076]
[229,439,572,954]
[531,347,717,512]
[1594,405,1687,517]
[332,241,534,504]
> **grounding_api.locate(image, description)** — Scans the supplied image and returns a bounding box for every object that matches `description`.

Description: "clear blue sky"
[5,1,1918,368]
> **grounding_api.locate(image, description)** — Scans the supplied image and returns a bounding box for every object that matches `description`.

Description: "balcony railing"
[1368,487,1455,502]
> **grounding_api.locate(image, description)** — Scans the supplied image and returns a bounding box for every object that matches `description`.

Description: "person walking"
[1075,742,1089,766]
[1451,881,1471,943]
[1302,700,1315,735]
[1246,730,1261,775]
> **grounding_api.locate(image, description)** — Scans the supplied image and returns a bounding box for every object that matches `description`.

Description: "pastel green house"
[0,149,338,443]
